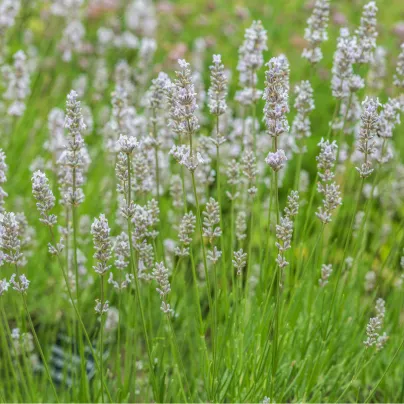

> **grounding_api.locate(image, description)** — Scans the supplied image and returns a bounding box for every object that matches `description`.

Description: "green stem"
[15,266,59,403]
[152,108,160,200]
[365,336,404,403]
[48,228,113,402]
[71,171,88,400]
[99,275,105,403]
[0,301,29,402]
[126,154,158,399]
[324,178,364,339]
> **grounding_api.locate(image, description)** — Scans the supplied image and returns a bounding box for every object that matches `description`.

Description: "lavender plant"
[0,2,403,403]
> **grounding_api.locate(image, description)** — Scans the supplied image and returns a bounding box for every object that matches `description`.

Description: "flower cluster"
[364,298,388,351]
[203,198,222,264]
[263,55,290,138]
[147,71,170,112]
[208,54,228,117]
[233,249,247,276]
[31,171,57,227]
[152,262,174,315]
[242,150,258,197]
[95,299,109,315]
[393,43,404,89]
[236,21,267,105]
[368,47,387,91]
[315,139,342,224]
[91,214,112,276]
[9,273,30,293]
[0,149,7,214]
[319,264,333,287]
[265,149,287,172]
[167,59,200,140]
[0,277,10,297]
[1,50,31,116]
[58,90,90,207]
[0,0,20,37]
[226,159,241,201]
[175,212,196,257]
[275,190,299,269]
[0,212,23,265]
[108,272,134,291]
[331,28,363,99]
[355,1,378,64]
[169,144,204,172]
[356,97,380,178]
[291,81,315,152]
[316,139,338,183]
[302,0,330,63]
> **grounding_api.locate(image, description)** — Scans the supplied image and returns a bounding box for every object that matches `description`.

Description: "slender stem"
[152,108,160,199]
[324,178,364,338]
[126,153,158,398]
[15,264,59,403]
[336,350,369,402]
[0,301,30,402]
[99,275,105,403]
[166,315,189,401]
[48,227,113,402]
[117,272,122,391]
[71,169,88,400]
[336,93,353,162]
[326,99,341,140]
[191,172,212,311]
[293,151,303,191]
[365,336,404,403]
[300,172,319,242]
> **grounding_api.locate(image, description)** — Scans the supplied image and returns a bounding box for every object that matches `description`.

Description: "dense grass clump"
[0,0,404,403]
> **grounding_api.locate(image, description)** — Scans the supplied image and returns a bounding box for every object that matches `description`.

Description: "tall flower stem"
[0,301,32,401]
[323,178,364,338]
[152,108,160,200]
[336,93,353,162]
[99,275,105,403]
[215,116,228,312]
[325,98,341,140]
[189,249,211,394]
[15,265,60,403]
[126,155,158,399]
[165,315,188,401]
[48,228,113,402]
[116,271,122,391]
[190,170,215,391]
[270,141,281,394]
[71,174,88,400]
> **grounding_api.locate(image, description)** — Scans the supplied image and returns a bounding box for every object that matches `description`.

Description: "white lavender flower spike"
[31,171,57,227]
[0,149,8,214]
[236,20,267,105]
[263,55,290,138]
[0,278,10,296]
[152,262,174,315]
[302,0,330,64]
[265,149,287,172]
[91,214,112,276]
[393,43,404,89]
[208,54,228,117]
[9,273,30,293]
[355,97,380,178]
[355,1,378,64]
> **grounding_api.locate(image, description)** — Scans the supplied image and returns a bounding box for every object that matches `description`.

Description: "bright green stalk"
[15,265,60,403]
[48,227,113,402]
[99,275,105,403]
[126,153,158,399]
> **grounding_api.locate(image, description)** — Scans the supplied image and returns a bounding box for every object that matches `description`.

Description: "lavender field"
[0,0,404,402]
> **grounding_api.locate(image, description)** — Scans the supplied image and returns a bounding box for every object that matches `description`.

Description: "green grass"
[1,0,404,403]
